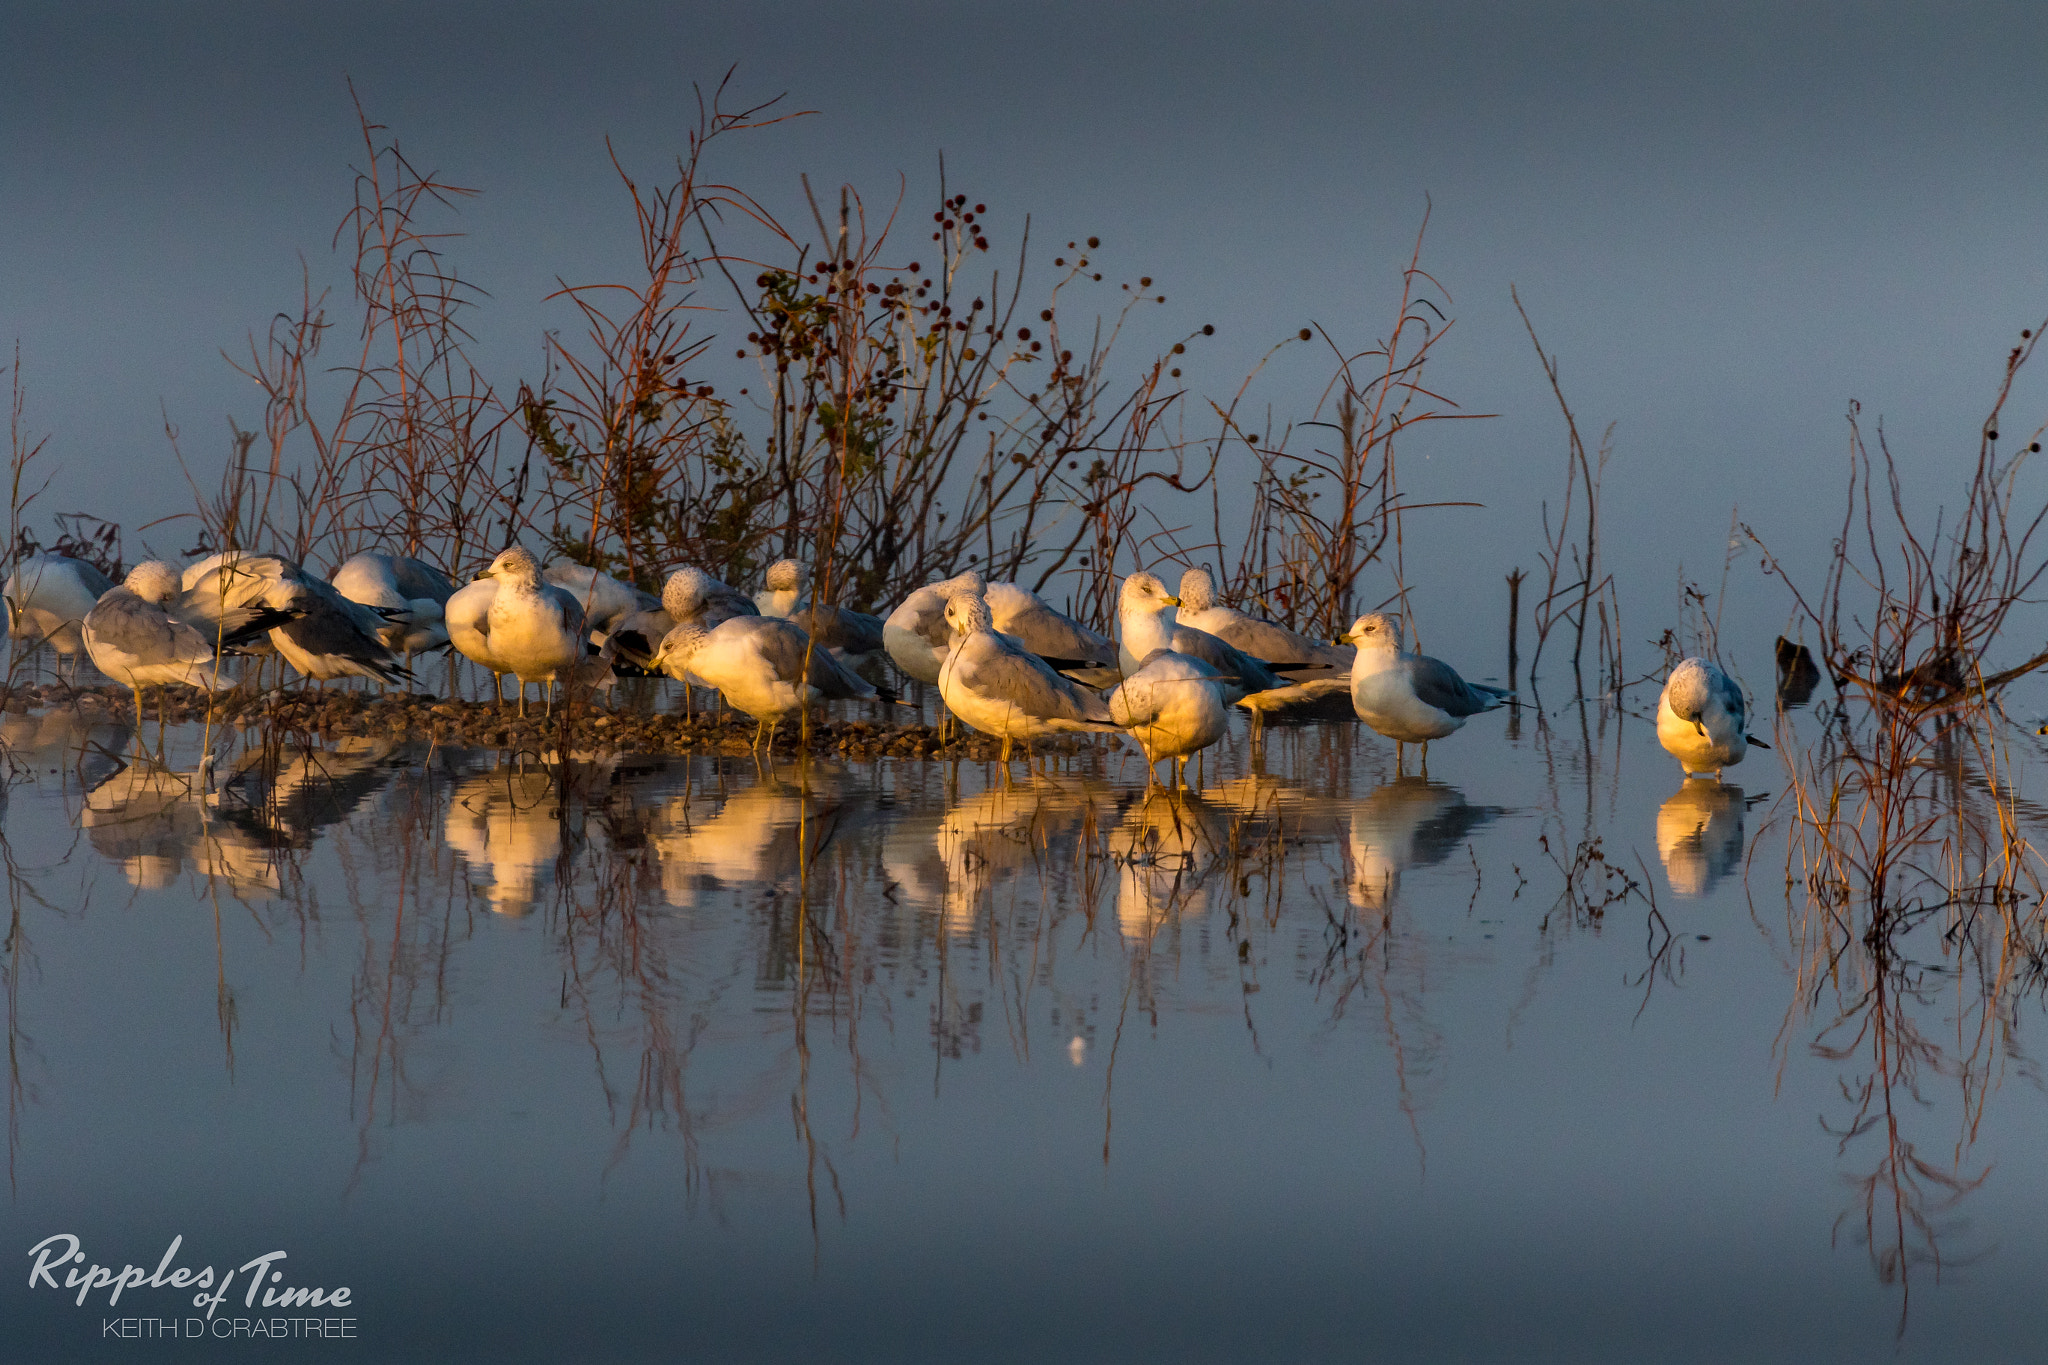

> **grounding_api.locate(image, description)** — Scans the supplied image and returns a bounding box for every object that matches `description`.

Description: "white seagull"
[83,562,292,731]
[938,592,1121,768]
[330,551,456,656]
[1656,658,1767,778]
[1117,572,1286,705]
[1106,649,1232,788]
[1176,567,1354,675]
[476,548,595,717]
[650,615,881,748]
[1342,613,1510,774]
[3,554,115,658]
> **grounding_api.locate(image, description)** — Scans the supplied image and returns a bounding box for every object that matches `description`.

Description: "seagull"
[1106,649,1232,788]
[3,553,114,658]
[649,615,882,748]
[330,551,456,656]
[1117,572,1286,705]
[543,562,659,637]
[609,565,757,683]
[82,562,293,733]
[1176,567,1354,675]
[184,552,410,686]
[1341,613,1510,774]
[477,547,595,717]
[883,571,987,685]
[751,558,888,675]
[983,580,1118,673]
[444,578,511,703]
[1656,658,1768,778]
[938,592,1121,768]
[753,558,806,618]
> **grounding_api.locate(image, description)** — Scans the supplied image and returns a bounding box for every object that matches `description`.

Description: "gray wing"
[542,584,590,642]
[1170,626,1286,691]
[956,634,1114,723]
[88,592,192,662]
[390,557,456,603]
[706,580,758,620]
[790,603,885,656]
[1406,654,1505,718]
[1204,612,1351,671]
[1713,667,1748,728]
[279,598,411,681]
[992,590,1117,666]
[739,617,875,700]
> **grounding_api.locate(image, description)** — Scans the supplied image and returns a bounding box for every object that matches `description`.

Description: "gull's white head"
[1344,612,1404,653]
[1178,567,1219,614]
[1119,572,1180,619]
[124,561,182,606]
[764,559,805,592]
[943,592,994,637]
[481,547,543,587]
[650,621,709,675]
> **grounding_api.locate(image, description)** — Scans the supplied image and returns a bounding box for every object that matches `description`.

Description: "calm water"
[2,686,2044,1362]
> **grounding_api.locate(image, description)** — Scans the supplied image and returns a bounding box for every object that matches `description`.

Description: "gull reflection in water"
[649,763,847,906]
[1108,791,1229,941]
[1656,781,1745,897]
[927,777,1100,934]
[1346,777,1499,911]
[445,765,566,916]
[1,703,132,786]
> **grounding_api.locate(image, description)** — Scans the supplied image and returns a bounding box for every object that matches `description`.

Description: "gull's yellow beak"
[1164,595,1182,607]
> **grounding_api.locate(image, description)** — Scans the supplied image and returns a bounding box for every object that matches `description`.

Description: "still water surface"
[2,693,2044,1362]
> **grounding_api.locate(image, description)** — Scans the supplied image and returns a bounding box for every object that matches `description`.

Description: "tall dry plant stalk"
[1221,213,1486,640]
[1513,287,1623,695]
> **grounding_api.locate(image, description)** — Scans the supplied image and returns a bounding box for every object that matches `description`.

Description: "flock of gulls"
[1,545,1766,781]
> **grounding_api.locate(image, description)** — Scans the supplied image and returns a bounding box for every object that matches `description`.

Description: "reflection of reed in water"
[1345,777,1498,911]
[444,767,564,915]
[1654,781,1744,897]
[1108,792,1228,941]
[1,705,132,786]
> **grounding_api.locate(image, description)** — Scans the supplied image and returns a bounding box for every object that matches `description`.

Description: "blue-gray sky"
[6,1,2048,667]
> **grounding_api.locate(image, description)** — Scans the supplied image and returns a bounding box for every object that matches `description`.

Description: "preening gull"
[1656,657,1767,778]
[1176,567,1354,675]
[83,562,293,730]
[753,558,806,618]
[1342,613,1509,773]
[611,565,756,679]
[650,615,879,748]
[1106,649,1231,788]
[4,554,114,656]
[883,571,984,685]
[185,552,410,685]
[1117,572,1286,704]
[938,593,1120,767]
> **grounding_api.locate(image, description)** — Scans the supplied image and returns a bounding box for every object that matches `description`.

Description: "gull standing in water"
[1342,613,1510,775]
[1656,658,1767,778]
[83,562,294,734]
[1106,649,1231,789]
[938,593,1121,770]
[4,554,114,660]
[650,615,882,750]
[612,564,756,687]
[477,548,593,717]
[1117,572,1285,705]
